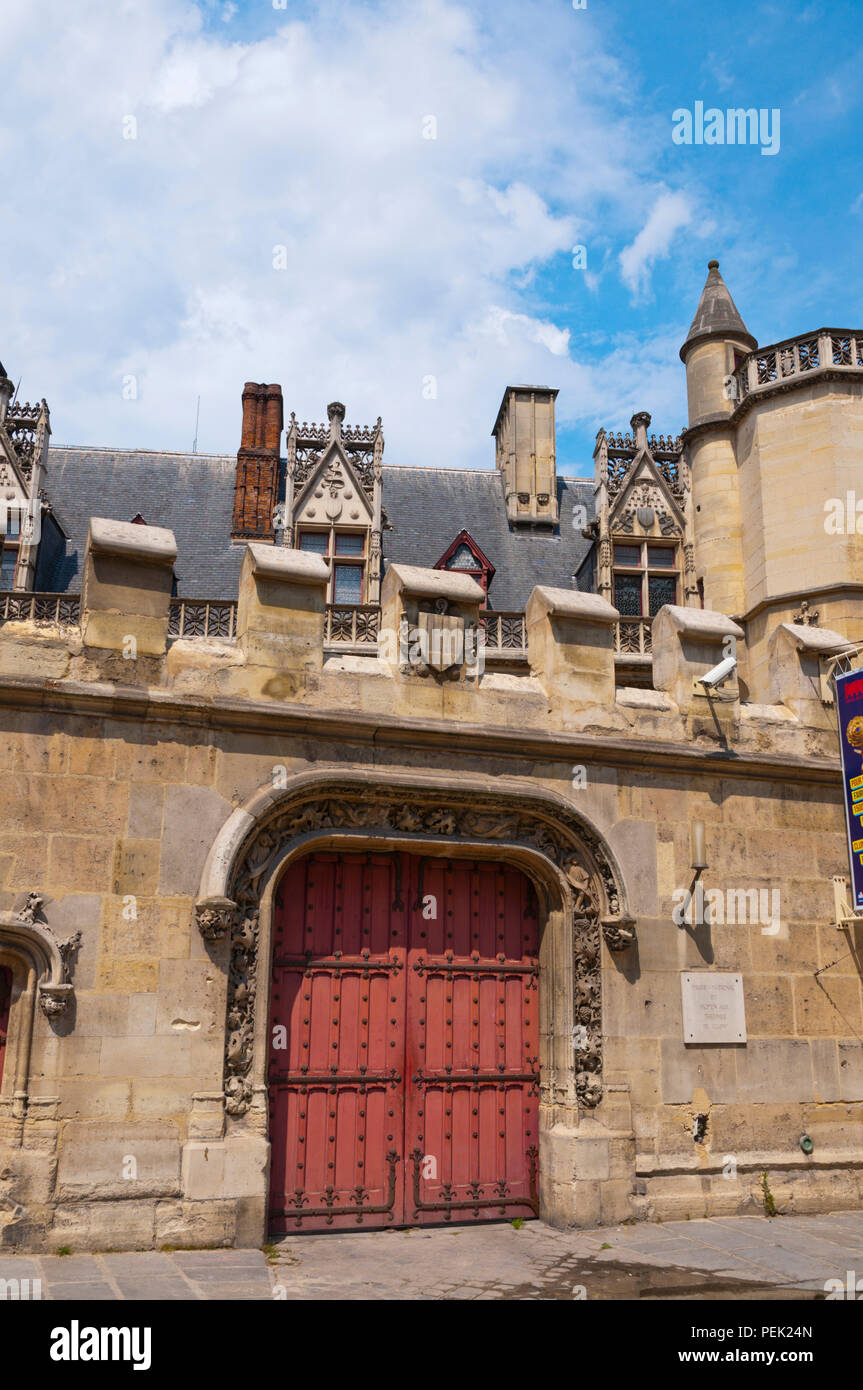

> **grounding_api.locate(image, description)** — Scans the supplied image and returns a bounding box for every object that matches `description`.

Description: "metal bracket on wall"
[831,876,863,931]
[819,643,863,707]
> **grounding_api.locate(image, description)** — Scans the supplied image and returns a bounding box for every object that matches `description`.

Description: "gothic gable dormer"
[591,411,698,616]
[286,401,385,605]
[293,439,374,530]
[607,424,686,541]
[0,364,51,593]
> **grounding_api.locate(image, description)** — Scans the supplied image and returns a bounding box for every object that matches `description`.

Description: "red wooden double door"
[267,850,540,1231]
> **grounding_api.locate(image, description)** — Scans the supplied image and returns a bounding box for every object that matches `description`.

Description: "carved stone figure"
[195,898,239,942]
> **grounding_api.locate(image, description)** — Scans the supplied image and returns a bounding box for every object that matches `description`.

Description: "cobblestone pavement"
[3,1211,863,1299]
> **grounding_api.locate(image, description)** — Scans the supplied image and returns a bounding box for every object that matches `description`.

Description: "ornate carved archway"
[195,774,634,1127]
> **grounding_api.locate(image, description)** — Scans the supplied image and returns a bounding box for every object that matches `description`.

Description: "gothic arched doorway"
[267,849,540,1232]
[194,770,635,1235]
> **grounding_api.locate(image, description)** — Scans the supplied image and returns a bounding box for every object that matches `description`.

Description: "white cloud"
[619,191,694,300]
[0,0,699,469]
[480,308,571,357]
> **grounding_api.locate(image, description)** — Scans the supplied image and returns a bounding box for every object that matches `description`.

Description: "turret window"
[613,541,678,616]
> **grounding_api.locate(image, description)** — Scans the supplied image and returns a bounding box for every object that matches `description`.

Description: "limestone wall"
[0,524,859,1248]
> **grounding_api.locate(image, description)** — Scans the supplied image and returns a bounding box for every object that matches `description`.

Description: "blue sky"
[1,0,860,475]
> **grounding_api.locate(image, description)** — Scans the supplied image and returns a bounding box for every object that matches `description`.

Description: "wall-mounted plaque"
[681,972,746,1044]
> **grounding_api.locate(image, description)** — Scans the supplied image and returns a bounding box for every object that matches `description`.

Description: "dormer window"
[0,550,16,590]
[433,530,495,605]
[613,541,678,616]
[299,528,367,604]
[447,542,482,570]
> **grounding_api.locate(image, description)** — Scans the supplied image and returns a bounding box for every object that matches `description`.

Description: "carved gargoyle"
[195,897,239,942]
[17,892,44,924]
[602,918,637,952]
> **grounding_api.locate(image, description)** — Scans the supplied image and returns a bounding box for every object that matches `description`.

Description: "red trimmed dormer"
[434,529,495,607]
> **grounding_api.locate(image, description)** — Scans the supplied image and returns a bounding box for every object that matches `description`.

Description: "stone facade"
[1,263,863,1250]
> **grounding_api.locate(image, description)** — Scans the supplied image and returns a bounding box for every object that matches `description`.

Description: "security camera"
[698,655,738,690]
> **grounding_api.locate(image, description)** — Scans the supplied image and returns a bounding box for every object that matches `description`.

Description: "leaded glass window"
[612,541,679,619]
[446,543,482,570]
[0,550,17,591]
[648,576,676,615]
[333,563,364,605]
[614,573,642,616]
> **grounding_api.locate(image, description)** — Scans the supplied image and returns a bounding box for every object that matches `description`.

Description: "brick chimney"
[232,382,284,539]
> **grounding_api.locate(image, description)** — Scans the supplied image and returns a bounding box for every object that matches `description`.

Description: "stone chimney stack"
[232,382,284,540]
[492,386,559,526]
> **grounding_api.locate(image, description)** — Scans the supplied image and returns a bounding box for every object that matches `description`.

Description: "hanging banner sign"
[834,666,863,911]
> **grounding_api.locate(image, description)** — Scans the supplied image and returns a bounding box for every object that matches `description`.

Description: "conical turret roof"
[679,260,757,360]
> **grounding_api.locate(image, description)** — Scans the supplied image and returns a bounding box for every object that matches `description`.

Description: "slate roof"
[41,447,596,611]
[381,467,594,610]
[42,448,245,598]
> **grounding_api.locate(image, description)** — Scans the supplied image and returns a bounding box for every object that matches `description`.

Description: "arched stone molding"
[0,894,80,1118]
[195,771,634,1129]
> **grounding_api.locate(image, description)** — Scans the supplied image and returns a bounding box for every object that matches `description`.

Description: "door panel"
[268,851,539,1232]
[405,859,539,1224]
[268,852,406,1232]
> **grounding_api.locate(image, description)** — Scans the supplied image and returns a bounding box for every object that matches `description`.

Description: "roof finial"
[630,411,651,452]
[327,400,345,443]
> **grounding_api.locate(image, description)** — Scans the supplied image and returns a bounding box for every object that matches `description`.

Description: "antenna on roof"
[192,395,201,455]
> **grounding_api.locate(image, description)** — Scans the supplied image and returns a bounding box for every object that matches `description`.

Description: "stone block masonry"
[0,518,858,1249]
